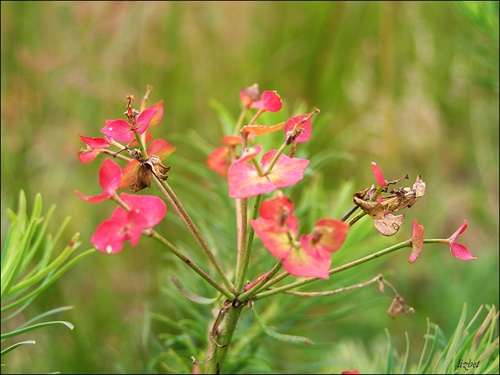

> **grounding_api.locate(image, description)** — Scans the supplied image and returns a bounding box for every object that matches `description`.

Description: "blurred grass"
[1,1,498,373]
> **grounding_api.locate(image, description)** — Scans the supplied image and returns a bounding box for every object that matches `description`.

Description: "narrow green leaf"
[0,340,36,357]
[251,306,314,345]
[1,320,74,339]
[1,248,95,313]
[169,276,218,305]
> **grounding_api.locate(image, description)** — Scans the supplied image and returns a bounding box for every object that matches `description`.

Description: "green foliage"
[383,304,499,374]
[1,1,498,373]
[1,191,95,371]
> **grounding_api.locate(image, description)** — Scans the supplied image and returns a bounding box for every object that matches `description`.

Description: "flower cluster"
[77,93,172,254]
[250,193,349,278]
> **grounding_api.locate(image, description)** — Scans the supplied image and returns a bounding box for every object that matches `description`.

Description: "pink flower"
[371,162,387,187]
[228,145,309,199]
[288,219,349,279]
[251,195,349,279]
[91,193,166,254]
[101,106,157,143]
[250,91,283,112]
[409,219,424,263]
[250,194,299,259]
[408,219,476,263]
[75,158,122,202]
[340,370,360,374]
[447,220,476,260]
[284,114,313,144]
[78,135,111,163]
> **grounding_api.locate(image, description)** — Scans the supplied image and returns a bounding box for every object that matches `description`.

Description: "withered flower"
[129,150,170,192]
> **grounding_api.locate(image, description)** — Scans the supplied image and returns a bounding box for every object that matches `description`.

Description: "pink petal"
[448,220,468,244]
[450,243,477,260]
[284,114,312,143]
[147,100,164,127]
[308,218,349,253]
[371,162,387,186]
[261,150,309,188]
[208,146,231,176]
[75,190,110,203]
[250,217,296,259]
[120,160,140,189]
[261,91,283,112]
[135,107,157,135]
[99,158,123,195]
[258,194,295,226]
[147,138,176,160]
[251,91,282,112]
[91,218,127,254]
[79,135,110,149]
[409,219,424,263]
[228,160,275,198]
[120,193,166,227]
[78,150,99,163]
[101,119,134,143]
[282,246,331,279]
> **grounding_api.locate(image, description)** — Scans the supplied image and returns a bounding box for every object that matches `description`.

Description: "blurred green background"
[1,1,498,373]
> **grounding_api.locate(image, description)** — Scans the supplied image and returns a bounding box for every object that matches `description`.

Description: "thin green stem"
[206,300,245,374]
[151,231,234,300]
[263,141,288,175]
[233,107,248,135]
[237,260,282,302]
[234,197,248,293]
[234,195,263,293]
[133,131,148,159]
[254,240,412,300]
[154,177,234,291]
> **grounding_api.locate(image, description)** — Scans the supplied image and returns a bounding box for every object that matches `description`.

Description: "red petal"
[75,190,110,203]
[120,193,166,227]
[136,107,157,134]
[284,114,312,143]
[261,91,282,112]
[147,138,176,160]
[409,219,424,263]
[78,149,99,163]
[371,162,387,187]
[259,194,296,227]
[448,220,468,244]
[282,246,330,279]
[101,119,133,143]
[99,158,122,195]
[450,243,477,260]
[228,160,274,198]
[261,151,309,188]
[207,146,231,176]
[120,160,140,189]
[250,217,296,259]
[147,100,164,127]
[91,218,126,254]
[79,135,110,149]
[310,218,349,253]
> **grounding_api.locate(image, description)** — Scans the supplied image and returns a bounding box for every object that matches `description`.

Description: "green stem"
[263,141,288,175]
[234,197,248,292]
[254,240,412,300]
[233,107,248,135]
[151,231,234,300]
[237,260,282,302]
[234,195,263,293]
[154,178,234,291]
[206,300,245,374]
